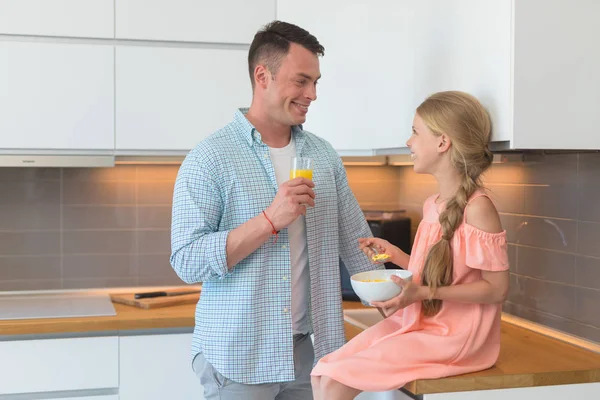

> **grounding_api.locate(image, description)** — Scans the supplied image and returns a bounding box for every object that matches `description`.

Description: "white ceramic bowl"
[350,269,413,303]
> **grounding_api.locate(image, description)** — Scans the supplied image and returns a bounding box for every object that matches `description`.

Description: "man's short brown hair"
[248,21,324,90]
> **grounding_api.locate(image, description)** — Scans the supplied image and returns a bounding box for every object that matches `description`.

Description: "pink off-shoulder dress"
[311,191,509,392]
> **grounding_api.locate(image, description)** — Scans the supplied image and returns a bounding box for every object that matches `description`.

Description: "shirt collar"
[234,108,306,147]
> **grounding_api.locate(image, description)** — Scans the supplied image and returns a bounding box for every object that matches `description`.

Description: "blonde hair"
[416,91,493,316]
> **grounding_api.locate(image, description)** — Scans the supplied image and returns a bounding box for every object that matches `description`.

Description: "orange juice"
[290,169,313,180]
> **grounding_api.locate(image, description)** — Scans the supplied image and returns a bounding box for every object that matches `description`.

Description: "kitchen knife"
[134,290,200,299]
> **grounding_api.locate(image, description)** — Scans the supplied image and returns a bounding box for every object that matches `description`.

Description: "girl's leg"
[311,376,322,400]
[320,376,362,400]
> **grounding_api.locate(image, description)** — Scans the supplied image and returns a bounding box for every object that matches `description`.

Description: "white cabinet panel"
[116,46,251,151]
[413,0,512,143]
[0,337,119,395]
[357,390,412,400]
[280,0,600,151]
[0,41,114,151]
[119,334,204,400]
[278,0,416,151]
[411,0,600,150]
[116,0,275,43]
[423,382,600,399]
[512,0,600,150]
[55,396,118,400]
[0,0,114,38]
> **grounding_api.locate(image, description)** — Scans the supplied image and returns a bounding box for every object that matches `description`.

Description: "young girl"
[311,91,510,399]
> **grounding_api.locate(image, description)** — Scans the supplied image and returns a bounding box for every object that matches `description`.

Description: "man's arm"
[331,151,382,275]
[170,155,316,281]
[227,176,316,267]
[170,155,231,283]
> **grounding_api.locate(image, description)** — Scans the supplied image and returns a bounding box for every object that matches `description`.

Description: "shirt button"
[283,276,288,281]
[282,244,287,249]
[264,153,268,159]
[283,308,289,313]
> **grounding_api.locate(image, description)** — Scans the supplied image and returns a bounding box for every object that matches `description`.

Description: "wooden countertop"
[1,298,600,395]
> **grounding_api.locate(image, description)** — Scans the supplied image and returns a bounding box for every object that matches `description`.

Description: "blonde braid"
[421,173,479,316]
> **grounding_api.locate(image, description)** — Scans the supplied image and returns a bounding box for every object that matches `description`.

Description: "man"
[170,20,380,400]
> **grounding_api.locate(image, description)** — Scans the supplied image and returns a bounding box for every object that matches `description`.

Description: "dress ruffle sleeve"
[463,224,509,272]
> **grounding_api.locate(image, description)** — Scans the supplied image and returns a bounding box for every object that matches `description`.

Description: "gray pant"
[193,333,314,400]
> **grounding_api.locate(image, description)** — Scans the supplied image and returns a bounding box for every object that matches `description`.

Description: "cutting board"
[110,290,200,309]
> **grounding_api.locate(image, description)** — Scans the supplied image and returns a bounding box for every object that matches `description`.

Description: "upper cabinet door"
[413,0,512,144]
[412,0,600,150]
[116,0,275,43]
[512,0,600,150]
[278,0,416,152]
[0,0,114,38]
[115,46,251,152]
[0,41,114,151]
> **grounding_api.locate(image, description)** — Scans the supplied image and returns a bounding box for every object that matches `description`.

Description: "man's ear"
[437,134,452,153]
[254,64,270,89]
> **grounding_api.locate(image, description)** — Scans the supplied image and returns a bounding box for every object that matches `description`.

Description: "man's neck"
[245,106,292,149]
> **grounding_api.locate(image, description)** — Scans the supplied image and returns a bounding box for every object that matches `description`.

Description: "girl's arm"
[358,237,410,269]
[372,195,509,313]
[420,270,509,304]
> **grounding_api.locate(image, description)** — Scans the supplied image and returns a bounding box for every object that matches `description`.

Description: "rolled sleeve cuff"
[206,230,231,279]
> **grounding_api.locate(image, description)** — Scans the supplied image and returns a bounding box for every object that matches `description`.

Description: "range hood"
[0,155,115,168]
[0,152,525,168]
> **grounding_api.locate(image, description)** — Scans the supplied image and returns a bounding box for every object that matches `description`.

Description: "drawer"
[0,336,118,395]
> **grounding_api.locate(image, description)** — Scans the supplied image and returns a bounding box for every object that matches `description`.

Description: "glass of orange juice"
[290,157,314,180]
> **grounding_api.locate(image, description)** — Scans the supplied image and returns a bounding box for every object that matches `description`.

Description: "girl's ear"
[437,134,452,154]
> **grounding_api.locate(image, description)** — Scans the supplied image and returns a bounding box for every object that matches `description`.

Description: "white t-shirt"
[268,137,309,335]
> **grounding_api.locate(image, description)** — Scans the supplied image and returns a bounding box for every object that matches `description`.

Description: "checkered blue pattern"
[170,109,380,384]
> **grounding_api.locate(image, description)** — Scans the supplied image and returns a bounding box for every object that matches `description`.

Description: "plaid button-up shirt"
[170,109,379,384]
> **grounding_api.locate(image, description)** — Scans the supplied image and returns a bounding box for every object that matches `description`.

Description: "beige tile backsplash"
[0,165,182,290]
[0,152,599,344]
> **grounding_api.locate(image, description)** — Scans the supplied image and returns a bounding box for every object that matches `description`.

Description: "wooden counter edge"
[405,368,600,395]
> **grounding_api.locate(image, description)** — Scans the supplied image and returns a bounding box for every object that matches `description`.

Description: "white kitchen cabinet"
[0,41,114,152]
[277,0,416,152]
[412,0,512,144]
[115,45,251,152]
[413,0,600,150]
[279,0,600,151]
[509,0,600,149]
[116,0,275,43]
[119,333,204,400]
[0,336,119,395]
[0,0,114,38]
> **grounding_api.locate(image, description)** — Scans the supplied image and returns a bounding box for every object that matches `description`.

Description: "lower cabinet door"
[0,336,118,395]
[119,333,204,400]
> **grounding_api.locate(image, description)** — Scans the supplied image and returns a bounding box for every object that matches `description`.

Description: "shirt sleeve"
[170,153,231,283]
[331,149,383,276]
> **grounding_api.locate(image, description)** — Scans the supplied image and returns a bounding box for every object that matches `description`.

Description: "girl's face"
[406,113,447,174]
